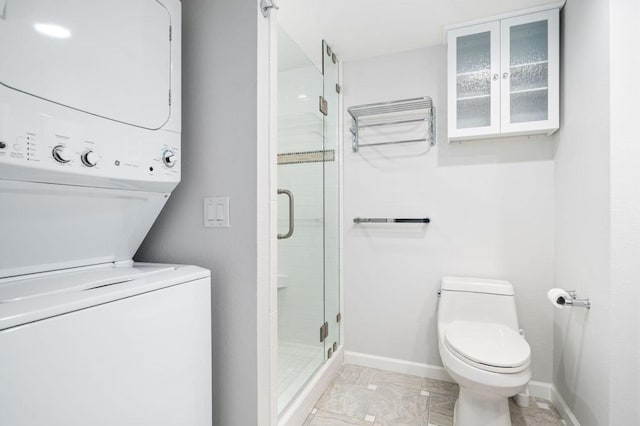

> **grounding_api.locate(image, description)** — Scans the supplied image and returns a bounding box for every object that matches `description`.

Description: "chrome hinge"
[327,346,333,359]
[320,322,329,342]
[260,0,279,17]
[319,96,328,116]
[332,341,338,352]
[332,53,337,64]
[336,312,342,323]
[336,84,341,94]
[326,44,332,57]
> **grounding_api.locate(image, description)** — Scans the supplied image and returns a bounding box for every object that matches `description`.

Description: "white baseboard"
[278,347,344,426]
[527,381,579,425]
[528,380,553,400]
[344,350,453,382]
[344,351,579,426]
[550,386,580,426]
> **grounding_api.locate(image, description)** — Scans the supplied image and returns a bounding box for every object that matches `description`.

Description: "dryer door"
[0,0,172,130]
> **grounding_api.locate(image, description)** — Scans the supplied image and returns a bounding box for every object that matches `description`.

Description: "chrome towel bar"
[353,217,430,224]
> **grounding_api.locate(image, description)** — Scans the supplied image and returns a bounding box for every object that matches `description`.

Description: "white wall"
[552,1,611,425]
[342,46,556,382]
[609,0,640,422]
[136,0,271,424]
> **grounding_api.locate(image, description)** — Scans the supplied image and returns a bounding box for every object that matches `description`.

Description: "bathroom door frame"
[256,0,278,425]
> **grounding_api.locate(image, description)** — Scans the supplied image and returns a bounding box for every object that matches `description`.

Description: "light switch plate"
[203,196,230,228]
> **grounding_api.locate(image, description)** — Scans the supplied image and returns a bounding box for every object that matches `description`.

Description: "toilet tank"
[437,276,520,331]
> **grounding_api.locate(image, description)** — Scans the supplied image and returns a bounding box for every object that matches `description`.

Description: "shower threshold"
[277,341,325,413]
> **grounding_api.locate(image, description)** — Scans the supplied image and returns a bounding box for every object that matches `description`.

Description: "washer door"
[0,0,172,129]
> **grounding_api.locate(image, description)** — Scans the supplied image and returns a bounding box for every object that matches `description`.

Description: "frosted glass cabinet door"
[501,9,559,133]
[447,22,501,140]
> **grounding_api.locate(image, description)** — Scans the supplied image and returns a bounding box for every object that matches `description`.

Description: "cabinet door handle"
[492,74,499,81]
[503,72,509,79]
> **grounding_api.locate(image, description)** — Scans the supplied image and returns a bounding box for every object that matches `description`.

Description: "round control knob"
[52,145,70,163]
[81,150,98,167]
[162,149,177,168]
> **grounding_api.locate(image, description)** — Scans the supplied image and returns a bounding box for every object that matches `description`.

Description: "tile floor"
[303,364,565,426]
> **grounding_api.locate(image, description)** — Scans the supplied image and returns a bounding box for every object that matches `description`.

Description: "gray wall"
[136,0,261,424]
[552,0,611,425]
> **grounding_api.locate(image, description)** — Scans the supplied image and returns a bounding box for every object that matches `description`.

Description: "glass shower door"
[276,28,325,413]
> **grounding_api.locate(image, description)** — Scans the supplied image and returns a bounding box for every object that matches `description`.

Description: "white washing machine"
[0,1,212,425]
[0,263,212,426]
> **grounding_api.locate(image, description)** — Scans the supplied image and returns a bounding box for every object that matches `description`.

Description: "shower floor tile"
[304,364,565,425]
[278,341,324,412]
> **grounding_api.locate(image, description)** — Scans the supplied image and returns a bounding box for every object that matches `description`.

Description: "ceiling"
[277,0,560,66]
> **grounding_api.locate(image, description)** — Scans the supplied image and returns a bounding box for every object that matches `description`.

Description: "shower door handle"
[278,189,295,239]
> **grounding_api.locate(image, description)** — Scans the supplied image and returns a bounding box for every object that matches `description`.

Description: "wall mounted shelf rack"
[348,96,436,152]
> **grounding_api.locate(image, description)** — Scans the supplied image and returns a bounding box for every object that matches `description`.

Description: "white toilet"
[437,276,531,426]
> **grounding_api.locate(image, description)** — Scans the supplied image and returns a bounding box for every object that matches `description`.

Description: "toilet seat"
[444,321,531,374]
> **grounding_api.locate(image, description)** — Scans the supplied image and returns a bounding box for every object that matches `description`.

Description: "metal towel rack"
[348,97,436,152]
[353,217,430,224]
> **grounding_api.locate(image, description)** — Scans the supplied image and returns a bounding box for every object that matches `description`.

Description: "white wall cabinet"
[447,7,560,141]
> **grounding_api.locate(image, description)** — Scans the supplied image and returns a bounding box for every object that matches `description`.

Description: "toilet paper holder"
[557,291,591,309]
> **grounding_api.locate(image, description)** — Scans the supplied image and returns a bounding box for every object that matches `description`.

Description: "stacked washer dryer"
[0,1,212,425]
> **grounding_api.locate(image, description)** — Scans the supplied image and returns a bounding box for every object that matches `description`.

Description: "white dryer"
[0,1,212,425]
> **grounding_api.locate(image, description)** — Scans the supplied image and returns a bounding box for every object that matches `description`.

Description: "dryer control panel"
[0,95,180,193]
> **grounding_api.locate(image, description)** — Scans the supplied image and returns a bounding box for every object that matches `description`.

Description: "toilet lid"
[444,321,530,369]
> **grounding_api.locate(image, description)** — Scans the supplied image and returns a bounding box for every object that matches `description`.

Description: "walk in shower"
[277,28,341,413]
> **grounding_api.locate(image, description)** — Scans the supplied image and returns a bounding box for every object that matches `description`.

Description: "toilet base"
[454,387,511,426]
